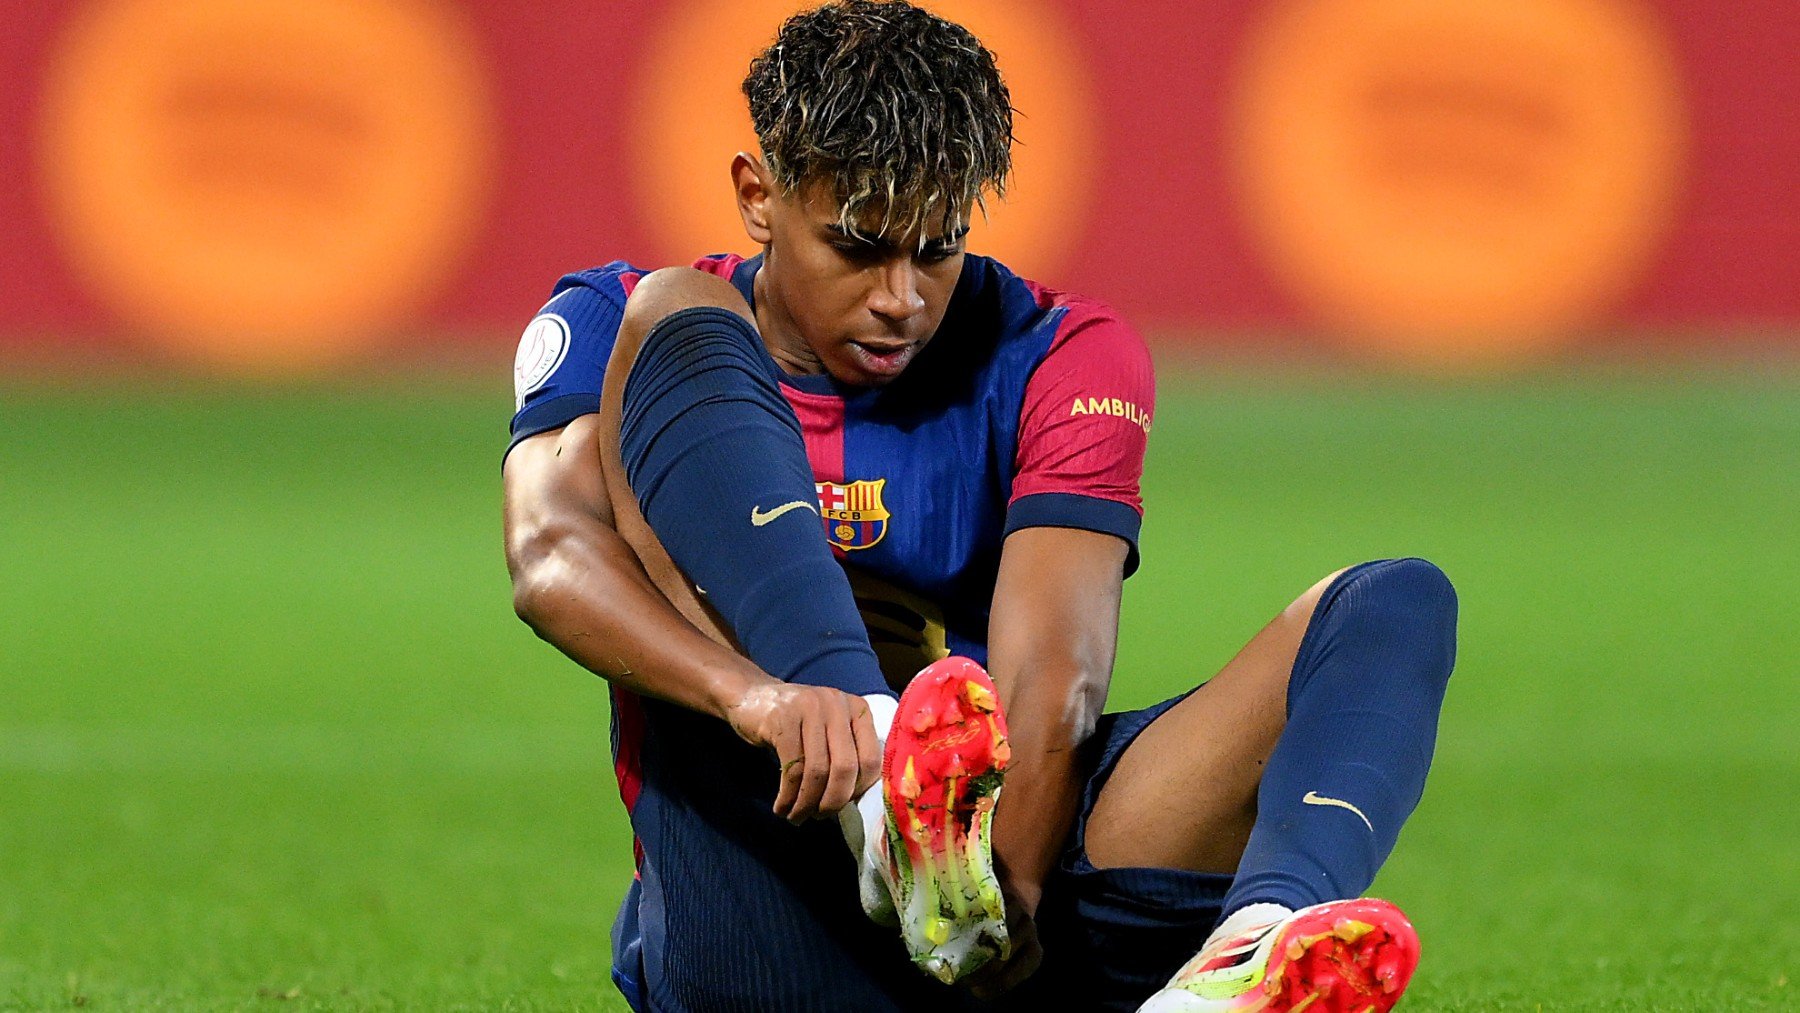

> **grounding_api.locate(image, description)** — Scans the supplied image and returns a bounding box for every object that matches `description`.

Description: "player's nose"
[869,260,927,322]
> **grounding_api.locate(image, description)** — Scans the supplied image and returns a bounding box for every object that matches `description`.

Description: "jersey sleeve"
[505,271,633,458]
[1005,303,1156,574]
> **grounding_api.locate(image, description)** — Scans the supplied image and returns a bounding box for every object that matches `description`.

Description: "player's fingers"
[817,693,861,816]
[969,909,1041,998]
[964,958,1010,998]
[961,941,1013,994]
[787,697,832,823]
[990,921,1043,994]
[961,957,1003,995]
[850,697,882,799]
[770,716,805,818]
[968,946,1039,998]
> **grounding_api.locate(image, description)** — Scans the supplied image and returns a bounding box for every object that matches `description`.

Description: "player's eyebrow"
[926,226,973,249]
[824,223,970,251]
[825,223,881,243]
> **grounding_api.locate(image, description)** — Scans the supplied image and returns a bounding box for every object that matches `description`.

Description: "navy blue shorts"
[614,691,1226,1012]
[993,690,1231,1012]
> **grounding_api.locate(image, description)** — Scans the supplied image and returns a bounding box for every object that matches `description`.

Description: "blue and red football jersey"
[509,252,1155,687]
[509,252,1155,1009]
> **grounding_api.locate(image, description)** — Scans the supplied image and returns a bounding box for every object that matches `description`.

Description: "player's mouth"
[846,339,918,380]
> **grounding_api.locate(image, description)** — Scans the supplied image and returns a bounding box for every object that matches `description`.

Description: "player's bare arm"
[504,416,762,717]
[503,402,878,821]
[988,527,1129,903]
[977,524,1131,994]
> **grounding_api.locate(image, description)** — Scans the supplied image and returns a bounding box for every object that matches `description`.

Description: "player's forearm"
[510,521,773,721]
[985,528,1126,910]
[989,654,1107,911]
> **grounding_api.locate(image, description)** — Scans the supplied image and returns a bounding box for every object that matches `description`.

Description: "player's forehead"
[793,177,969,247]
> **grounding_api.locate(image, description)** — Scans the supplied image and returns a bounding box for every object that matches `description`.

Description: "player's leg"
[599,268,893,715]
[1083,558,1458,1011]
[589,268,903,1008]
[595,268,1010,988]
[999,571,1342,1010]
[1087,557,1456,886]
[1081,567,1349,874]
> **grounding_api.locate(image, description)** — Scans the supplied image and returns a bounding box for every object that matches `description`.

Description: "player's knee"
[1382,557,1456,620]
[1352,557,1458,669]
[620,267,751,343]
[619,270,773,421]
[618,281,793,496]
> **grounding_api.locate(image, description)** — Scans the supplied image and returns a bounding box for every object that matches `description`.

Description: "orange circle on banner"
[1230,0,1686,363]
[629,0,1096,278]
[38,0,495,369]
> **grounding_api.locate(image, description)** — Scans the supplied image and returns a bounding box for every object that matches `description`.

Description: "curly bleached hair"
[742,0,1016,244]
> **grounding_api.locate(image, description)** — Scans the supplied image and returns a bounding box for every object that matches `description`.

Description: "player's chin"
[831,340,921,387]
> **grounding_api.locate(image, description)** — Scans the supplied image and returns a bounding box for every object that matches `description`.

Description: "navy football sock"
[620,306,890,698]
[1221,558,1458,916]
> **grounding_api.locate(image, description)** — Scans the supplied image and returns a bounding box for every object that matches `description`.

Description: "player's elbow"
[622,267,751,337]
[506,523,577,634]
[510,566,551,632]
[509,564,554,636]
[1066,666,1109,742]
[1023,634,1114,743]
[1035,651,1111,744]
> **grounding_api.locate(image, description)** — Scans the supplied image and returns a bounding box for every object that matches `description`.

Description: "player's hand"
[964,878,1044,999]
[725,681,882,824]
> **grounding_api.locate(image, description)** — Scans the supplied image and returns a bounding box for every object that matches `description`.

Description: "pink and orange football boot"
[1137,898,1421,1012]
[872,657,1012,983]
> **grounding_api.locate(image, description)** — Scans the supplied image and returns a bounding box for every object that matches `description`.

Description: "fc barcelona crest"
[816,479,890,551]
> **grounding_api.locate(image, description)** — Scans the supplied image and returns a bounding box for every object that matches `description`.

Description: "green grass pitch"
[1,368,1795,1010]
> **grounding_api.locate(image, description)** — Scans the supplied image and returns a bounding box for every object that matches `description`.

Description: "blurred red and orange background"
[2,0,1795,370]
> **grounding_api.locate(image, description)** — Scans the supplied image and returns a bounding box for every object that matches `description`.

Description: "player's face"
[739,162,967,387]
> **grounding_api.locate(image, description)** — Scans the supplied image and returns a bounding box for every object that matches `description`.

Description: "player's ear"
[732,153,774,245]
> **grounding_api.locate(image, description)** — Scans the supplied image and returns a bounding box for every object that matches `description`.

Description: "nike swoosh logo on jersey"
[1303,791,1374,832]
[750,500,819,527]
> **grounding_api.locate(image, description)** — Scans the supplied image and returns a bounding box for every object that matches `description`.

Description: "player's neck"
[752,262,827,377]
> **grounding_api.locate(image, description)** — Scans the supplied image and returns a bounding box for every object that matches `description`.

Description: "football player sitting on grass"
[503,3,1457,1010]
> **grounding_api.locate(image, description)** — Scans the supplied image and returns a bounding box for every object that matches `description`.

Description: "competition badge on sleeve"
[513,312,571,410]
[816,479,891,551]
